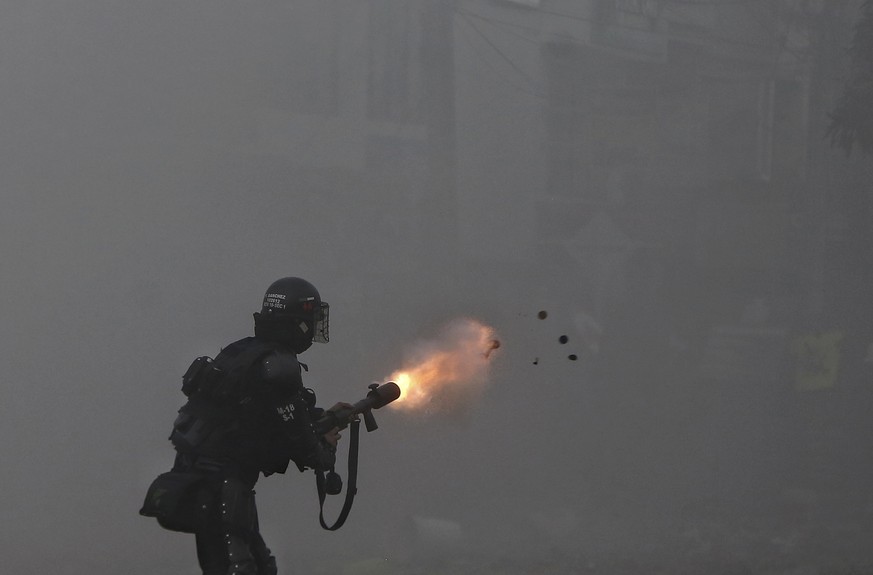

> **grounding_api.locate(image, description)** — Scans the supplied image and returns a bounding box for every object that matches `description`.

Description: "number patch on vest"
[277,403,296,422]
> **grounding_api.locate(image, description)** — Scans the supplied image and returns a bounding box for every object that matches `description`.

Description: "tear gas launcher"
[311,381,401,531]
[316,381,401,434]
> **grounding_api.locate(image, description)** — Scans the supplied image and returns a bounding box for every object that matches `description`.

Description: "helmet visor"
[313,302,329,343]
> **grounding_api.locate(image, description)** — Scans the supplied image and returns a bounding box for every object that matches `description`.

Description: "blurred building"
[171,2,873,491]
[453,0,869,322]
[449,0,873,500]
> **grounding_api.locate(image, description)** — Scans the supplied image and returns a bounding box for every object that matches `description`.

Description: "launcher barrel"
[316,382,401,434]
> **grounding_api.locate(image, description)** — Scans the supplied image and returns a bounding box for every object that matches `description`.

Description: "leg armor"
[195,477,276,575]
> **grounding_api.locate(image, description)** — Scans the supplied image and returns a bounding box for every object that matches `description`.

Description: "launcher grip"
[315,382,400,435]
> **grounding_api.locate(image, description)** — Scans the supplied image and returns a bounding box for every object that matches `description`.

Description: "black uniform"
[167,336,334,575]
[142,276,333,575]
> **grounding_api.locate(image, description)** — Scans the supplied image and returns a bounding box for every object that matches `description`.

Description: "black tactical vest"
[170,337,309,472]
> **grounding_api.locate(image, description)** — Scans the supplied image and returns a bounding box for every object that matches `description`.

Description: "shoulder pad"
[260,350,302,386]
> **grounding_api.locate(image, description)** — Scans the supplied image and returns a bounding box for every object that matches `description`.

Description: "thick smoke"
[387,318,498,415]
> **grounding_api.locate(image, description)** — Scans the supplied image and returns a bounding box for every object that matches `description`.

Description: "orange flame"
[387,318,499,414]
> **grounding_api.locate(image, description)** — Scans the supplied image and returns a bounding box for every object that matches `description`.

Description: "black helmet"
[253,277,329,353]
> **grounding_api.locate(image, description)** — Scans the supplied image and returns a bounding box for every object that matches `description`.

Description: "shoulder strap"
[214,338,276,370]
[316,418,361,531]
[206,338,278,401]
[215,338,276,379]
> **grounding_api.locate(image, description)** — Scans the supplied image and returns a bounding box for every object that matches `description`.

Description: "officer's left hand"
[327,402,354,413]
[323,427,342,447]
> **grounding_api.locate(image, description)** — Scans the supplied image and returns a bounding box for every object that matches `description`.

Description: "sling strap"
[315,418,361,531]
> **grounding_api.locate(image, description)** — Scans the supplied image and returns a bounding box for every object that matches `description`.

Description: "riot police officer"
[143,277,348,575]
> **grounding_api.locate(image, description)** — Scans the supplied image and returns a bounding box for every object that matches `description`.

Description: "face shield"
[312,301,329,343]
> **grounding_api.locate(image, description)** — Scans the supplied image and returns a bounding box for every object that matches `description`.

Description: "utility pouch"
[182,356,222,397]
[139,471,215,533]
[182,355,239,401]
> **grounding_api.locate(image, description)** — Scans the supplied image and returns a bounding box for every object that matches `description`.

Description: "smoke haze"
[2,1,873,573]
[388,317,497,414]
